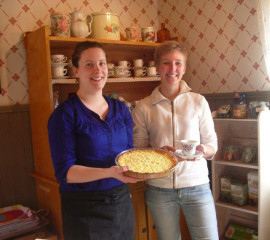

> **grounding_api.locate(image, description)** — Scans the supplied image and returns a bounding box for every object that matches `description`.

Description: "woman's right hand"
[110,165,144,183]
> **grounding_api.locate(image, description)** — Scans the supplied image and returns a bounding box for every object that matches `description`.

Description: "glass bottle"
[157,23,170,43]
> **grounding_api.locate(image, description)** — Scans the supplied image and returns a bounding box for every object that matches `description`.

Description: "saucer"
[52,75,69,79]
[174,150,203,160]
[51,62,68,67]
[132,66,146,69]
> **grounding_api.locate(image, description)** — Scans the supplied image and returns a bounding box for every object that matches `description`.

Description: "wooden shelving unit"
[212,112,270,239]
[24,25,162,240]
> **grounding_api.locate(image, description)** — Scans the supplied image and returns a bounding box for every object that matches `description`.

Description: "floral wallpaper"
[0,0,269,106]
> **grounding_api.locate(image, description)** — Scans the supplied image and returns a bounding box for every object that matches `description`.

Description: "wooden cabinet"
[212,111,270,239]
[24,25,161,240]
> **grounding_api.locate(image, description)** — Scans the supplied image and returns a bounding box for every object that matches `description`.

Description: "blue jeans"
[145,183,219,240]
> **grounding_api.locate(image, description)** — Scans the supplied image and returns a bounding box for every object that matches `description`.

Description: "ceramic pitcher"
[70,8,93,38]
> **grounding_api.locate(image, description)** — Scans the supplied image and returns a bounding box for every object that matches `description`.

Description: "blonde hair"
[154,41,188,66]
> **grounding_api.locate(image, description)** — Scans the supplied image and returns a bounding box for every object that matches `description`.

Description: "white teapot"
[70,8,93,38]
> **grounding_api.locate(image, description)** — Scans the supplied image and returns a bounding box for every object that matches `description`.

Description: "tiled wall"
[0,0,269,106]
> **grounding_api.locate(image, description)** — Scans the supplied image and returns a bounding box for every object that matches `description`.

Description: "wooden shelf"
[214,159,258,169]
[48,32,160,52]
[52,76,160,84]
[216,200,258,215]
[214,118,257,122]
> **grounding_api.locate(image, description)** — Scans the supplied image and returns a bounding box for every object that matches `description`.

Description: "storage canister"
[141,27,155,42]
[233,104,247,118]
[125,26,140,41]
[50,13,71,37]
[91,12,120,40]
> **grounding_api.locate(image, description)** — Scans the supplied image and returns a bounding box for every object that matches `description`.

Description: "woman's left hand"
[110,166,144,183]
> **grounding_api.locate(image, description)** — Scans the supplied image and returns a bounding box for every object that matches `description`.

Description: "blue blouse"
[48,94,133,192]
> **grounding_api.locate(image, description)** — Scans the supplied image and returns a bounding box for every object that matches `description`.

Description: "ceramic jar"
[70,9,93,38]
[141,27,155,42]
[91,12,120,40]
[50,13,71,37]
[125,26,140,41]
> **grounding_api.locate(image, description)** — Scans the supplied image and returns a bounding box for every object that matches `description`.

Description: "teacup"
[125,26,140,41]
[51,54,67,63]
[118,60,131,67]
[134,67,146,77]
[141,27,155,42]
[52,66,67,78]
[148,60,155,67]
[147,66,157,76]
[133,59,144,68]
[180,140,198,156]
[108,68,114,77]
[114,66,131,77]
[107,63,115,69]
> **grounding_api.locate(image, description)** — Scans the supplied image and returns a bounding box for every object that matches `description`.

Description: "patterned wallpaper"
[157,0,270,94]
[0,0,269,106]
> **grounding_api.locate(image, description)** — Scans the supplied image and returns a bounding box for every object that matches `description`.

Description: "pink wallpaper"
[157,0,270,94]
[0,0,269,106]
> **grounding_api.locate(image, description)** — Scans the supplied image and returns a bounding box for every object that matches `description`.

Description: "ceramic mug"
[114,66,131,77]
[52,66,67,77]
[148,60,155,67]
[133,59,144,68]
[141,27,155,42]
[180,140,198,156]
[108,68,114,77]
[134,67,146,77]
[125,26,140,41]
[51,54,67,63]
[147,66,157,76]
[118,60,131,67]
[107,63,115,69]
[50,13,71,37]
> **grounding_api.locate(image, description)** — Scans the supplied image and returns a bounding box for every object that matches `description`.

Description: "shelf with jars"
[211,111,270,239]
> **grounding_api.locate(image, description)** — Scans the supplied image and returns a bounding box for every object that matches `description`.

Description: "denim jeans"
[145,183,219,240]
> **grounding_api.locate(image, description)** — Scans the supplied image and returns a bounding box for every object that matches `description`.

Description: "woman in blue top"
[48,41,141,240]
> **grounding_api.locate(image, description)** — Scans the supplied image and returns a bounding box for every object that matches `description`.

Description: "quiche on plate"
[116,148,178,179]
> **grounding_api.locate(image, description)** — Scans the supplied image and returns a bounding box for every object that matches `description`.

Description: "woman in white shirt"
[132,41,219,240]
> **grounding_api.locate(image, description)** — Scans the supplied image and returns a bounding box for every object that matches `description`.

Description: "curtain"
[257,0,270,77]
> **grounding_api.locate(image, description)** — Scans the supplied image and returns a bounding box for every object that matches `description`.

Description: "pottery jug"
[70,8,93,38]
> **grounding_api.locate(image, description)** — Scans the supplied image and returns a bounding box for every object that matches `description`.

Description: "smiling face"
[74,47,108,94]
[157,50,186,88]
